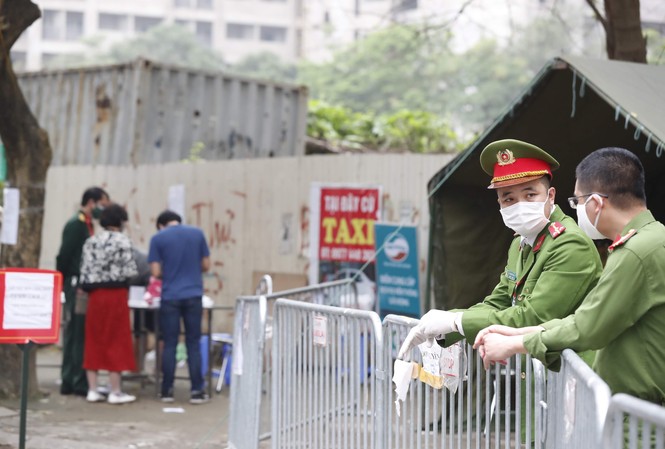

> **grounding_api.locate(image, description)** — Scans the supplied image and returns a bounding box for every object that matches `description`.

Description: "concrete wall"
[41,153,454,330]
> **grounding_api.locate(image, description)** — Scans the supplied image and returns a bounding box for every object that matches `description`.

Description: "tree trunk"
[604,0,647,62]
[0,0,53,399]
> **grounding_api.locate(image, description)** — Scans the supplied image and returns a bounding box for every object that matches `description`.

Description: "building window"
[174,0,190,7]
[135,16,162,33]
[259,26,287,42]
[197,0,213,9]
[99,13,128,31]
[226,23,254,40]
[175,19,189,28]
[295,29,303,58]
[65,11,84,41]
[42,10,61,40]
[395,0,418,11]
[196,21,213,46]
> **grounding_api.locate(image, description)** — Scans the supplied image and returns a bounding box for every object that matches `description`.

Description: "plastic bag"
[417,339,466,393]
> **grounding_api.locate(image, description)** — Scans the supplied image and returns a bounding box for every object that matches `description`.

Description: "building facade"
[9,0,665,71]
[11,0,305,70]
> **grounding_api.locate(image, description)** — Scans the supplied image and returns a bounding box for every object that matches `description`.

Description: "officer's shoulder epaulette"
[608,229,637,252]
[77,212,86,222]
[548,222,566,239]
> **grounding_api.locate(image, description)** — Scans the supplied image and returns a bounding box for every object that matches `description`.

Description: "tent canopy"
[427,56,665,311]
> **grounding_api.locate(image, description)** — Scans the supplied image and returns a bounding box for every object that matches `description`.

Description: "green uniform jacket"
[445,206,603,346]
[56,211,91,278]
[524,210,665,404]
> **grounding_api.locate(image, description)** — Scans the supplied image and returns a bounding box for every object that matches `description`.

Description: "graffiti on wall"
[118,185,244,299]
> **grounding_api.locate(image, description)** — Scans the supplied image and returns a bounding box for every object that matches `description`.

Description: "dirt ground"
[0,346,232,449]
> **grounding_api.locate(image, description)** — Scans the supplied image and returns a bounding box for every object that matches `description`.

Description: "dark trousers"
[60,279,89,395]
[159,297,204,395]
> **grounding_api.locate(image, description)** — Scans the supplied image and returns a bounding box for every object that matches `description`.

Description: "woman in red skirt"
[79,204,138,404]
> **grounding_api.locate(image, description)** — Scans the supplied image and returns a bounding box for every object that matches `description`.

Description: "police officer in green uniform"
[57,187,109,396]
[398,139,602,356]
[477,147,665,408]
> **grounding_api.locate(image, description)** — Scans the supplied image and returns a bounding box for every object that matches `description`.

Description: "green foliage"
[182,141,206,163]
[299,26,455,116]
[298,9,602,136]
[46,25,225,71]
[645,29,665,65]
[307,100,460,153]
[230,52,297,83]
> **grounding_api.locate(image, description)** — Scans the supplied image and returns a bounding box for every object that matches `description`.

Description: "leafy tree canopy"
[229,51,297,82]
[47,24,225,71]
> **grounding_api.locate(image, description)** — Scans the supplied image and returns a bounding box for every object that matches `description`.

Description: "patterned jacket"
[79,230,138,291]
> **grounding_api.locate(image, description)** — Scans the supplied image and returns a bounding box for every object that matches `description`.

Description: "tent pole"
[424,197,437,314]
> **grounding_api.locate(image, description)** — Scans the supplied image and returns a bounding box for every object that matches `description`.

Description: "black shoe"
[189,391,209,405]
[60,386,87,397]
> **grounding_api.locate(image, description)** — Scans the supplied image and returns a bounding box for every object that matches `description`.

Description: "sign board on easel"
[0,268,63,449]
[0,269,63,344]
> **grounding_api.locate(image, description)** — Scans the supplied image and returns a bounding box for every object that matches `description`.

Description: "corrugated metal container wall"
[17,59,308,165]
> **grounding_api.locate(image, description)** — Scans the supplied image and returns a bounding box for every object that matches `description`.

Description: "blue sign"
[374,223,420,318]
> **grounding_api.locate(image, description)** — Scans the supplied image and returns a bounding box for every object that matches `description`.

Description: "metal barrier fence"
[602,394,665,449]
[229,290,661,449]
[271,299,384,449]
[544,349,612,449]
[228,280,358,449]
[228,295,268,449]
[382,314,546,449]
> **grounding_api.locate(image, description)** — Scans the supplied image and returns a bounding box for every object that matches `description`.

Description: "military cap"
[480,139,559,189]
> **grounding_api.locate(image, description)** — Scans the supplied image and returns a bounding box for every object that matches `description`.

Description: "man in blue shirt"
[148,210,211,404]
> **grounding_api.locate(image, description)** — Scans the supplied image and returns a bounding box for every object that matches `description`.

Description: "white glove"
[398,310,458,359]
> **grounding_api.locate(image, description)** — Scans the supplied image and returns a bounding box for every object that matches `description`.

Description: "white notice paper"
[2,272,54,329]
[313,315,327,347]
[128,286,147,308]
[1,188,19,245]
[167,185,186,223]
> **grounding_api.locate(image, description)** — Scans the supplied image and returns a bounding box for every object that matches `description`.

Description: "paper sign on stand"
[0,268,63,449]
[0,269,63,344]
[1,188,19,245]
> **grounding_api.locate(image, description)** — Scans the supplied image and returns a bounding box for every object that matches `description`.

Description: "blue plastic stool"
[211,333,233,392]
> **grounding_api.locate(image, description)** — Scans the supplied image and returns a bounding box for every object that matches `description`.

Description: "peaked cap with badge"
[480,139,560,189]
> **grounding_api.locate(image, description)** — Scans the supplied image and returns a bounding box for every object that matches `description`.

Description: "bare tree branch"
[584,0,609,33]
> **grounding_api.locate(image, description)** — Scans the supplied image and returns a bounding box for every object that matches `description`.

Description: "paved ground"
[0,346,232,449]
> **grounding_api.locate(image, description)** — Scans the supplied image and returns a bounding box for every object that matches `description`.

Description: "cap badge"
[497,149,516,166]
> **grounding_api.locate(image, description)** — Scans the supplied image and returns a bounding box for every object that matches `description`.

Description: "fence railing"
[382,314,546,449]
[227,279,358,449]
[228,282,664,449]
[544,349,612,449]
[602,393,665,449]
[271,299,384,449]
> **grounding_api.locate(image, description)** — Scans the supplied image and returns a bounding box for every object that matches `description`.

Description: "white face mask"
[576,194,606,240]
[499,201,550,241]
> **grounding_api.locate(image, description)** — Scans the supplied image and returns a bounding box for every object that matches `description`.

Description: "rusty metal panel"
[18,59,308,165]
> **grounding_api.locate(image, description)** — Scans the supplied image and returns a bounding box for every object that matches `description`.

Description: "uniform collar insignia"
[547,222,566,239]
[532,234,546,252]
[608,229,637,252]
